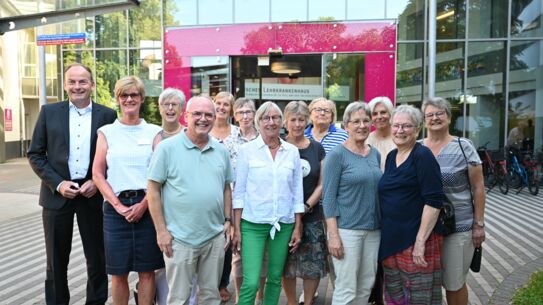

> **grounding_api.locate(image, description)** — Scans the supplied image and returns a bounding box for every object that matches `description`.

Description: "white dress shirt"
[233,135,304,238]
[68,101,92,180]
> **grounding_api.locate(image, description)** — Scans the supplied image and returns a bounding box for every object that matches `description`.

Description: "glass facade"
[42,0,539,157]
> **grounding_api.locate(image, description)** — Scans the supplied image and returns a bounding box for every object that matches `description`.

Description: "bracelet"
[225,217,231,222]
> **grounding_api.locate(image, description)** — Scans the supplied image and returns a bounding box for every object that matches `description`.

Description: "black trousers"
[42,196,107,305]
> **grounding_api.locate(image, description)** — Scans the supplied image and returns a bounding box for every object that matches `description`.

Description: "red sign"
[5,108,12,131]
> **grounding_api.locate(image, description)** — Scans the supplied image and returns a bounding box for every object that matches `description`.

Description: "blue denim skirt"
[103,192,164,275]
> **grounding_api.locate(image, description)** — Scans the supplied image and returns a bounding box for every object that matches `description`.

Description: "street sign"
[36,33,86,46]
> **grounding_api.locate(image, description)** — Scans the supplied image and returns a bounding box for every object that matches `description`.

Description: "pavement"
[1,157,542,305]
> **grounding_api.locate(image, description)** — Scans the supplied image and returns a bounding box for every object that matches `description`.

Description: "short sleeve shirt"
[148,131,233,247]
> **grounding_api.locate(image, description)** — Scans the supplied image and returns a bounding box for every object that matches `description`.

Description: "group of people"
[28,62,486,305]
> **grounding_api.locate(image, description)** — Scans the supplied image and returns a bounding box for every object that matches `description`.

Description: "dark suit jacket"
[28,101,117,210]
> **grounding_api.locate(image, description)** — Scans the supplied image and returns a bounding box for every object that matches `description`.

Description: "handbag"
[439,196,456,236]
[470,246,483,272]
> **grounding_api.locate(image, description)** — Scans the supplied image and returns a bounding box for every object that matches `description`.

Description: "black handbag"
[439,196,456,236]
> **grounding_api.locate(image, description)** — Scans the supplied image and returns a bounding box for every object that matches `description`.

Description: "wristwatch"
[225,217,231,223]
[474,220,485,228]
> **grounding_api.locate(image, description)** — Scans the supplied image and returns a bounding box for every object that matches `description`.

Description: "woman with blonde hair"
[93,76,163,305]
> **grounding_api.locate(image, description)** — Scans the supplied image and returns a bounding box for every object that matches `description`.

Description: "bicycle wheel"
[528,169,539,195]
[508,170,522,190]
[497,171,509,195]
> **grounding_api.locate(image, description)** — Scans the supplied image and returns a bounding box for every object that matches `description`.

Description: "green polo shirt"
[148,131,233,247]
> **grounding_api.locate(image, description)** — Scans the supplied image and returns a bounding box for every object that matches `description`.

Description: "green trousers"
[238,220,294,305]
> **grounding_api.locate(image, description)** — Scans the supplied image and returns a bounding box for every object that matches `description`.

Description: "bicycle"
[506,146,539,195]
[477,142,509,195]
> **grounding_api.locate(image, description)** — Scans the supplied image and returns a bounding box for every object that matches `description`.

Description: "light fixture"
[271,61,301,74]
[436,10,454,20]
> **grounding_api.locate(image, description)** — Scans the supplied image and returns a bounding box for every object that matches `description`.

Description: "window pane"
[324,53,364,122]
[199,0,233,25]
[509,40,543,153]
[164,0,197,26]
[390,0,425,41]
[129,0,162,47]
[61,18,94,49]
[436,0,466,39]
[96,50,128,108]
[347,0,384,20]
[95,12,127,48]
[309,0,345,21]
[129,49,163,98]
[396,43,424,104]
[272,0,307,22]
[465,41,506,149]
[511,0,543,38]
[190,56,229,98]
[468,0,508,38]
[235,0,270,23]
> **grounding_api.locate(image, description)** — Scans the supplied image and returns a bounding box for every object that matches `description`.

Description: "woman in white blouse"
[232,101,304,305]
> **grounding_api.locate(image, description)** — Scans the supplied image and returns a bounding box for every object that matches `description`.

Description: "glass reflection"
[164,0,196,26]
[308,0,345,21]
[129,0,162,47]
[95,12,127,48]
[396,43,424,104]
[511,0,543,38]
[509,40,543,153]
[236,0,270,23]
[465,41,506,150]
[468,0,508,38]
[96,50,128,108]
[436,0,466,39]
[129,49,163,98]
[271,0,307,22]
[347,0,384,19]
[390,0,425,41]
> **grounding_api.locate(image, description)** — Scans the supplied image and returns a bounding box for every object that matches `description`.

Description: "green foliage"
[513,271,543,305]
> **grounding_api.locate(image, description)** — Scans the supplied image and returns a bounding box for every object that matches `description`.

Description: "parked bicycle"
[506,146,539,195]
[477,142,509,195]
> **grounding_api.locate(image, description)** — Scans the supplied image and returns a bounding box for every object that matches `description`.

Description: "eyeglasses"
[311,108,332,114]
[235,110,254,117]
[119,93,141,100]
[424,111,446,118]
[392,123,415,131]
[161,102,181,109]
[189,111,215,119]
[348,119,371,127]
[261,115,281,123]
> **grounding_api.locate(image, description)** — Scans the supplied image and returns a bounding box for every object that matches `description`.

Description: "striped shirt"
[304,123,348,155]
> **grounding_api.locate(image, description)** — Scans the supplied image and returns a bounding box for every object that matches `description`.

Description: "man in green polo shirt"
[148,95,233,305]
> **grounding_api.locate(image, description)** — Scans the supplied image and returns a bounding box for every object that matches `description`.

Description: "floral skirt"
[283,220,329,279]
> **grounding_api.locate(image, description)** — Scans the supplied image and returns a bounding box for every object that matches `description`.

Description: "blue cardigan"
[378,142,444,261]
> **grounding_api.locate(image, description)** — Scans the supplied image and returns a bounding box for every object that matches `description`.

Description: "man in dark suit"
[28,63,117,305]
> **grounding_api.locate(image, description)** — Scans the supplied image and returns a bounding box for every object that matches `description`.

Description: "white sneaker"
[298,291,318,304]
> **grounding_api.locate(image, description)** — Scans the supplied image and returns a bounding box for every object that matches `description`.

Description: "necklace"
[267,140,281,150]
[163,124,182,136]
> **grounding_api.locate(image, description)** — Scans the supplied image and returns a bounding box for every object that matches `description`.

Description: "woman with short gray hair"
[421,97,485,305]
[323,101,382,304]
[378,104,444,305]
[306,97,348,154]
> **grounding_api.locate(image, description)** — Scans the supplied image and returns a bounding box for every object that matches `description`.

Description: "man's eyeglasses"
[189,111,215,119]
[261,115,281,123]
[119,93,141,100]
